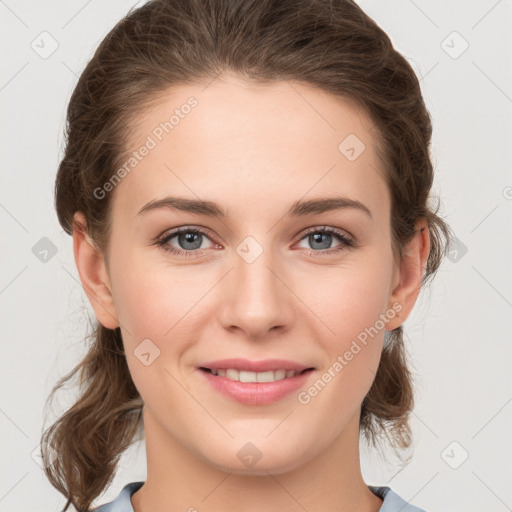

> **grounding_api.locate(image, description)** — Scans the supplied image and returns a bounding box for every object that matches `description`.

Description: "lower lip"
[198,368,314,405]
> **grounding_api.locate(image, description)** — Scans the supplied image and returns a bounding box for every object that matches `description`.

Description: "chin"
[202,439,309,476]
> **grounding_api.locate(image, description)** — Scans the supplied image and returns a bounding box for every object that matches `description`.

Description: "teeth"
[209,368,300,382]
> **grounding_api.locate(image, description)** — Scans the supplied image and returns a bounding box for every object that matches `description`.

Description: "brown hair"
[41,0,452,510]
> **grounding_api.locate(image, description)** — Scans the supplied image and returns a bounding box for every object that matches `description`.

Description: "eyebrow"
[137,195,372,220]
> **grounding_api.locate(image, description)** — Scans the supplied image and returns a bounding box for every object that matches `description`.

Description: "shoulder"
[369,485,428,512]
[89,481,144,512]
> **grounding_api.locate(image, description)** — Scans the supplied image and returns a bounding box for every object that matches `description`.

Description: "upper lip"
[199,358,314,373]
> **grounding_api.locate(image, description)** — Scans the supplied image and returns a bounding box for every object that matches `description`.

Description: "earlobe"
[386,219,430,331]
[72,212,120,330]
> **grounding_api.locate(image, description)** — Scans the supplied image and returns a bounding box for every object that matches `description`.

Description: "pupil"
[310,233,331,250]
[179,232,201,250]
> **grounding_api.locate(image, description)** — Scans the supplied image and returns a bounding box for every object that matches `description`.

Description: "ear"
[72,211,120,330]
[385,218,430,330]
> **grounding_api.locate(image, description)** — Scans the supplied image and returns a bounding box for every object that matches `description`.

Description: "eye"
[156,227,218,258]
[155,225,355,259]
[295,226,354,257]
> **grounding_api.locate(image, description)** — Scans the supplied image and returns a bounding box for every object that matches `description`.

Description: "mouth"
[199,367,315,383]
[197,359,316,405]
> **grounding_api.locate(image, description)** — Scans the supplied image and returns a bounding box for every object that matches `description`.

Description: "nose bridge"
[221,235,292,337]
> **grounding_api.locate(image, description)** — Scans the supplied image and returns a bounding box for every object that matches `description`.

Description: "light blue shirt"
[91,481,427,511]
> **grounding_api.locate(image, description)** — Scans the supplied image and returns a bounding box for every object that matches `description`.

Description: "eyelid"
[298,225,353,241]
[157,224,218,243]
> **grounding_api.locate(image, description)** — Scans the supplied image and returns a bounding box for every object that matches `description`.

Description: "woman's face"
[81,72,411,474]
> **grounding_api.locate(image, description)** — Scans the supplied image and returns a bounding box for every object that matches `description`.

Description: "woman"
[41,0,451,511]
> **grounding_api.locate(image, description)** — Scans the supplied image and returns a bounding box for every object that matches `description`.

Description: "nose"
[218,241,295,341]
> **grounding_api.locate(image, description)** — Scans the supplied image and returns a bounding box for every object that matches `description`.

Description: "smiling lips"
[199,357,313,382]
[198,358,315,404]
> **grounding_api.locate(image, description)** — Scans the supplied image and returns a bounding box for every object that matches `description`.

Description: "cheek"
[300,262,392,345]
[112,262,194,404]
[297,255,394,404]
[109,247,190,338]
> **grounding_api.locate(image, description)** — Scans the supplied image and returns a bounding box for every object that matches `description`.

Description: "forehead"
[111,73,388,221]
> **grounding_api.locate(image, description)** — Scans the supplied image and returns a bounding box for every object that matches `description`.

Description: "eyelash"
[156,225,355,259]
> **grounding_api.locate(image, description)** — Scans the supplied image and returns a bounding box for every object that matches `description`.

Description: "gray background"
[1,1,511,511]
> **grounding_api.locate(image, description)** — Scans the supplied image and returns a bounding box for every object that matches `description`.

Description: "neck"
[131,406,383,512]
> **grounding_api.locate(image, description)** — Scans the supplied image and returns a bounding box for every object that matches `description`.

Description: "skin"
[73,71,430,512]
